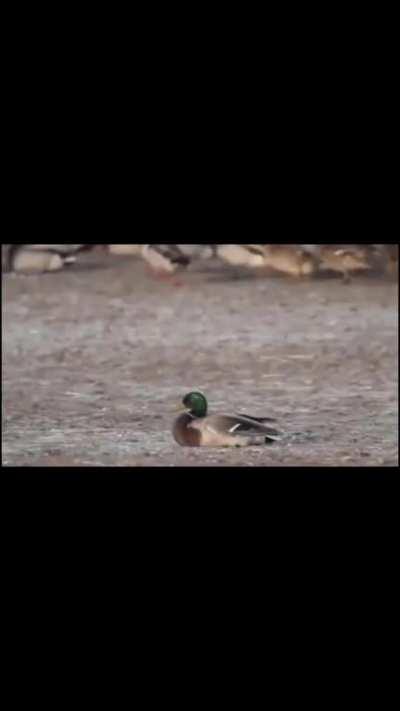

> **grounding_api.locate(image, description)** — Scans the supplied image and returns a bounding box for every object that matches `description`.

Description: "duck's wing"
[235,413,278,424]
[190,413,281,438]
[231,413,281,437]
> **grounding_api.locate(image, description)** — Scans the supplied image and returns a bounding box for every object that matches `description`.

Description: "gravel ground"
[2,252,398,467]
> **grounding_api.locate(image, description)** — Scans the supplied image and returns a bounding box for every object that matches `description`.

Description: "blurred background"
[2,243,398,467]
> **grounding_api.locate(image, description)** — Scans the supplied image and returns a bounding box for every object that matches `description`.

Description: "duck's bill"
[175,404,189,412]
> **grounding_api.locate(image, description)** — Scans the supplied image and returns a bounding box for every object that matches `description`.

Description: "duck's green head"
[182,391,208,418]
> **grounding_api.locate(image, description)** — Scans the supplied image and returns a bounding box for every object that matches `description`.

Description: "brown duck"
[262,245,317,277]
[216,244,266,268]
[383,244,399,275]
[173,391,281,447]
[317,245,371,282]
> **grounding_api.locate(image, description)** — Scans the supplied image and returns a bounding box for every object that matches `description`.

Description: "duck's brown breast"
[173,413,202,447]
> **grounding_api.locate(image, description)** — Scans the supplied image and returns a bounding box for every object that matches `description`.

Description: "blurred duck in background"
[374,244,399,276]
[216,244,318,277]
[317,245,372,282]
[7,244,96,273]
[141,244,190,277]
[216,244,266,268]
[262,244,318,277]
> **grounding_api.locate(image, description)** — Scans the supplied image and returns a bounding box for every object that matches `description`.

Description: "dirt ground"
[2,251,398,467]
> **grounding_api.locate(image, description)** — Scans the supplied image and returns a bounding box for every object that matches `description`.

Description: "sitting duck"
[216,244,266,268]
[173,391,281,447]
[262,244,318,277]
[317,244,371,282]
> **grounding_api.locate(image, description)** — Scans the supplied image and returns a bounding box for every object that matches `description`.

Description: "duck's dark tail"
[246,433,280,446]
[264,434,280,444]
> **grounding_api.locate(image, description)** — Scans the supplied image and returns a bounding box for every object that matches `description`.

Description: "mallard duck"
[141,244,190,276]
[173,391,281,447]
[262,245,317,277]
[317,245,371,282]
[216,244,266,268]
